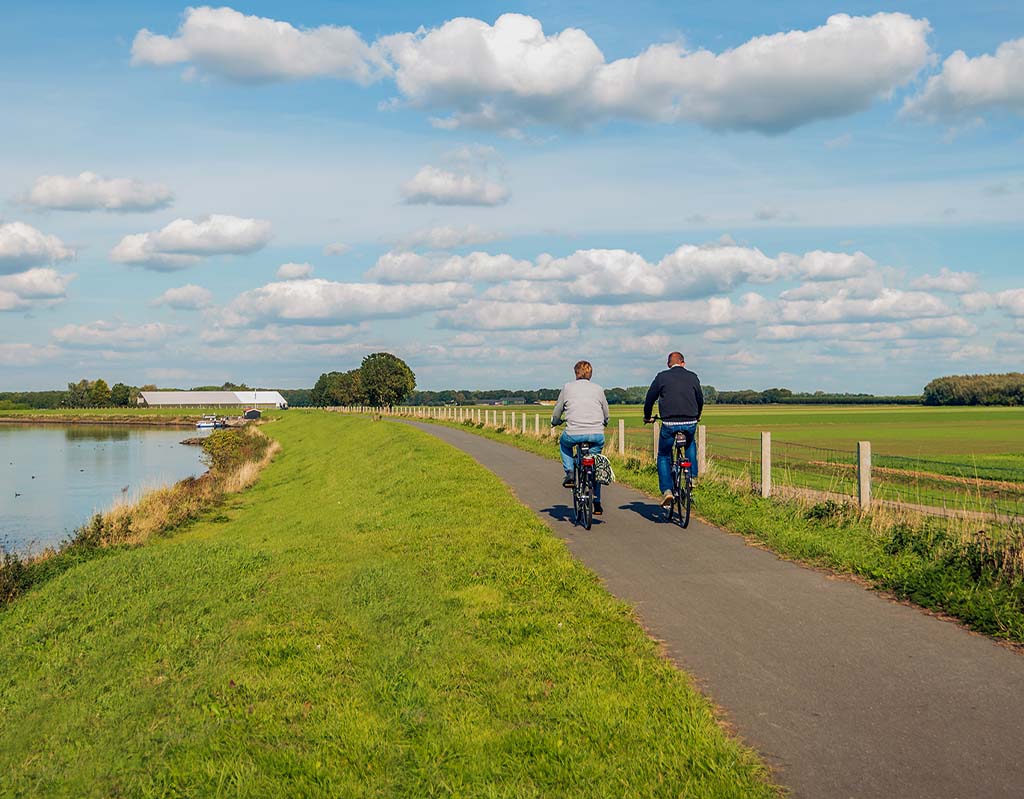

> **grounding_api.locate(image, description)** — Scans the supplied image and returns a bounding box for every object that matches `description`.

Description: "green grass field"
[487,404,1024,459]
[450,403,1024,517]
[0,413,776,798]
[417,414,1024,642]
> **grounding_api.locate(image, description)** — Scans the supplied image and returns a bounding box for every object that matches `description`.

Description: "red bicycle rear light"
[680,460,691,468]
[582,456,595,466]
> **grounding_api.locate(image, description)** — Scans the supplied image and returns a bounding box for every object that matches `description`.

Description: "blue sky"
[1,2,1022,393]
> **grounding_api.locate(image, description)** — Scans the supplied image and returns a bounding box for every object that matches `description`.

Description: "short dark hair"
[667,352,685,366]
[574,360,593,379]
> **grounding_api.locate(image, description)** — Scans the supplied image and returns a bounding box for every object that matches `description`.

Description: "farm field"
[477,404,1024,464]
[456,403,1024,514]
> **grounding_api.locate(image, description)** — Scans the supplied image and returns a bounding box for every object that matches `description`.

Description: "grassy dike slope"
[0,413,776,798]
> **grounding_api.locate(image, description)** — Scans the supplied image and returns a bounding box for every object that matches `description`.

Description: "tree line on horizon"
[310,353,416,408]
[7,369,1022,411]
[922,373,1024,406]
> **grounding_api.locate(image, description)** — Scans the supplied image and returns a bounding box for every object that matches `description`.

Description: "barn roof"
[139,390,287,406]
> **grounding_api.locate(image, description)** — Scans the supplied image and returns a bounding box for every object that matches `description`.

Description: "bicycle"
[570,441,598,530]
[645,416,694,528]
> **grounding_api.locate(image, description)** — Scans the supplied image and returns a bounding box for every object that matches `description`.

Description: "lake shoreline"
[0,415,198,428]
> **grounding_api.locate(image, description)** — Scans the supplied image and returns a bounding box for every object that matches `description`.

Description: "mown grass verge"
[0,426,278,607]
[419,417,1024,644]
[0,413,778,798]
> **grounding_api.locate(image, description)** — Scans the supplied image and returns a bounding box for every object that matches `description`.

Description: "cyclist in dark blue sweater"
[643,352,704,507]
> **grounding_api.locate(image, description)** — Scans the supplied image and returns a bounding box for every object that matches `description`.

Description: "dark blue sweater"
[643,366,704,422]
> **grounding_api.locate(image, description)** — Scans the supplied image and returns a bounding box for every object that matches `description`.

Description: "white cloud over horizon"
[401,163,509,206]
[276,262,314,280]
[23,172,174,212]
[131,9,935,134]
[397,225,502,250]
[0,222,75,275]
[131,6,385,84]
[151,284,213,309]
[51,320,184,349]
[111,214,273,270]
[904,37,1024,120]
[223,278,473,326]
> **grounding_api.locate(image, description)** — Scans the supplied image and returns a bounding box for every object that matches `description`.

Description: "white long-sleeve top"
[551,379,609,436]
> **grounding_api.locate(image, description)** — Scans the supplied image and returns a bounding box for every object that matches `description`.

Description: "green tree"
[89,379,112,407]
[328,370,365,406]
[65,379,92,408]
[110,383,133,407]
[360,352,415,407]
[311,372,340,406]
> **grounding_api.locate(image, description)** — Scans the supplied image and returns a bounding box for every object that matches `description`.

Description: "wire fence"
[338,406,1024,523]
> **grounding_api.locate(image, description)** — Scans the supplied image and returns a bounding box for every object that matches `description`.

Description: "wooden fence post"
[697,425,707,475]
[651,420,660,461]
[522,413,527,435]
[618,419,625,456]
[858,441,872,510]
[534,414,540,435]
[761,432,772,498]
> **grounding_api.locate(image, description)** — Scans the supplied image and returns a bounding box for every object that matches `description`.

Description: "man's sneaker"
[593,501,604,516]
[562,471,574,488]
[660,490,674,508]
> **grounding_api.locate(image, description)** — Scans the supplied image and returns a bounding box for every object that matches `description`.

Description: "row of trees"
[0,380,266,410]
[923,373,1024,406]
[64,379,139,408]
[713,388,919,405]
[311,353,417,407]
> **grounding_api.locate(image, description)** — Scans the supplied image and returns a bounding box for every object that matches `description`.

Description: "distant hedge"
[922,373,1024,406]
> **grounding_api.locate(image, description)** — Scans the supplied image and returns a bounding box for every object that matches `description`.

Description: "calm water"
[0,425,208,554]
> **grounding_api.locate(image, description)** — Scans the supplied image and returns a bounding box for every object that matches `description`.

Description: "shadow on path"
[617,499,665,522]
[538,504,606,526]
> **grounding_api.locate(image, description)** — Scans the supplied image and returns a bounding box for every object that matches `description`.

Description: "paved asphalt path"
[404,421,1024,799]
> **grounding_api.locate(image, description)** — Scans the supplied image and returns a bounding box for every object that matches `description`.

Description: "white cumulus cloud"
[401,165,509,206]
[276,262,314,280]
[151,284,213,309]
[133,10,932,133]
[0,343,62,366]
[910,268,979,293]
[0,268,75,311]
[24,172,174,212]
[904,37,1024,120]
[0,222,75,275]
[382,12,932,133]
[367,250,533,283]
[51,320,183,349]
[131,5,385,84]
[323,242,350,256]
[225,279,472,325]
[436,300,579,330]
[111,214,272,270]
[398,225,501,250]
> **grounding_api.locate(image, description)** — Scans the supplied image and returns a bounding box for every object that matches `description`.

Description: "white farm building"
[138,390,288,409]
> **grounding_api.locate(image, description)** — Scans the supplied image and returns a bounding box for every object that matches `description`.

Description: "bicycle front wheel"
[678,482,692,528]
[581,477,594,530]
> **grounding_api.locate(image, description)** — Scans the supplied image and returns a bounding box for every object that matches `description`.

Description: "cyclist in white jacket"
[551,360,610,514]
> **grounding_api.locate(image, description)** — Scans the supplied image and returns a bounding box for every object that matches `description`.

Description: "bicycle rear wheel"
[678,481,692,528]
[581,474,594,530]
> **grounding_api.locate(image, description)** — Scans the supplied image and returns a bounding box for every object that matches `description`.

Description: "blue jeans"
[658,422,698,493]
[560,432,604,501]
